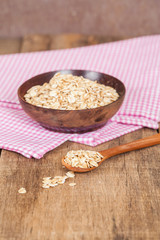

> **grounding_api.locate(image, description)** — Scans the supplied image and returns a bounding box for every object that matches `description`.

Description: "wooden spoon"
[62,133,160,172]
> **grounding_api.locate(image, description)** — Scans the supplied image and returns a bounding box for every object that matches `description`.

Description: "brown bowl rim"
[17,69,126,113]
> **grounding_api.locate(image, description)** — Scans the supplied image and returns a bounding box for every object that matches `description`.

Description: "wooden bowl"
[18,70,125,133]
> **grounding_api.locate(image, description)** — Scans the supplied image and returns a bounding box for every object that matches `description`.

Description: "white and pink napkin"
[0,35,160,158]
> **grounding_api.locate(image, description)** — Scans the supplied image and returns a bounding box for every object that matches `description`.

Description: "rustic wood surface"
[0,34,160,240]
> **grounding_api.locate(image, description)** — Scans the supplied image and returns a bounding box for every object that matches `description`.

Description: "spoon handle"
[100,133,160,160]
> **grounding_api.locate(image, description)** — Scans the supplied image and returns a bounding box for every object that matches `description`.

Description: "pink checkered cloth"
[0,35,160,158]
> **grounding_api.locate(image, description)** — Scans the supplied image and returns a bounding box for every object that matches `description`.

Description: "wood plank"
[0,129,159,239]
[20,34,50,53]
[116,128,160,239]
[17,33,125,52]
[50,33,125,50]
[0,34,160,240]
[0,38,21,54]
[0,138,120,240]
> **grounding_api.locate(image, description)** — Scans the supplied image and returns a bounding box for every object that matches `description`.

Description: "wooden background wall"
[1,0,160,38]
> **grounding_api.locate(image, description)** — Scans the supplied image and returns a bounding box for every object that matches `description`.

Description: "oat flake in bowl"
[24,73,119,110]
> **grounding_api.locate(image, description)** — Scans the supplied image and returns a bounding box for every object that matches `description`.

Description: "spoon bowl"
[62,157,101,172]
[62,134,160,172]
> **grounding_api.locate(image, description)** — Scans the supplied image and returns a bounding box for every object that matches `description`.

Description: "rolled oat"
[69,183,76,187]
[64,150,103,168]
[41,172,75,189]
[18,187,26,194]
[24,73,119,110]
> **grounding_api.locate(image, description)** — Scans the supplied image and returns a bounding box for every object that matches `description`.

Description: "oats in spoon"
[64,150,103,168]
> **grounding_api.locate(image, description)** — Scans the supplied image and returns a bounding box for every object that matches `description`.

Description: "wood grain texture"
[50,34,125,50]
[20,34,125,52]
[20,35,50,53]
[0,38,21,54]
[1,0,160,38]
[0,34,160,240]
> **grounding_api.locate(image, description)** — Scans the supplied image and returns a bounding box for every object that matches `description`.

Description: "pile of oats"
[64,150,103,168]
[42,171,75,189]
[24,73,119,110]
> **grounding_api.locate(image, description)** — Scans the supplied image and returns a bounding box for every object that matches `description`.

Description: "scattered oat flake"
[69,183,76,187]
[41,173,73,189]
[18,187,26,194]
[54,176,63,179]
[58,180,65,185]
[42,185,50,189]
[63,175,68,180]
[49,183,58,187]
[42,180,51,184]
[66,171,75,178]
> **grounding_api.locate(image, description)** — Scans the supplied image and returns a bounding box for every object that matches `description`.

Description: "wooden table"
[0,34,160,240]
